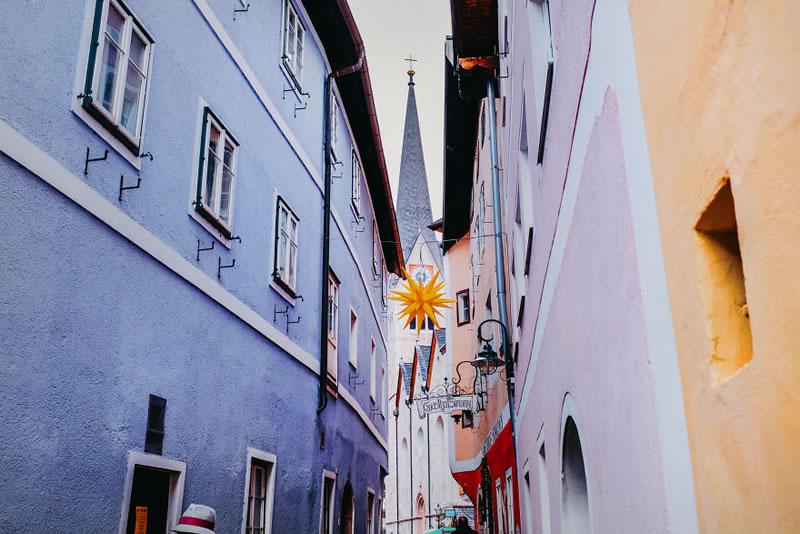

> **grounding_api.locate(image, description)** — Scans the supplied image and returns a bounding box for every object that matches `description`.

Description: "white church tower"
[385,65,471,534]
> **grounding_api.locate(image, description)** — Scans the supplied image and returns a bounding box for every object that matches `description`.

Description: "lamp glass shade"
[471,342,504,373]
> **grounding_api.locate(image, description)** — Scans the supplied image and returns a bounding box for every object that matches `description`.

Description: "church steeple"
[395,66,441,270]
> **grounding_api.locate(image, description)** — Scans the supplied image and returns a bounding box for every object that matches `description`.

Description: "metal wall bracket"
[196,239,214,261]
[139,151,153,161]
[348,370,365,388]
[118,175,141,201]
[218,257,235,278]
[84,147,108,175]
[293,103,307,118]
[286,315,301,333]
[274,305,289,322]
[230,235,242,244]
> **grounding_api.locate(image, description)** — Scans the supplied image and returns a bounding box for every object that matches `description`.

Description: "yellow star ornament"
[389,268,457,336]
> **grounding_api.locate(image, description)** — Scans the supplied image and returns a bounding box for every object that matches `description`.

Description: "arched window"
[561,416,589,533]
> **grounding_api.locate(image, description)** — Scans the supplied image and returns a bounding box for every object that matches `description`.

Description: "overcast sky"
[348,0,452,220]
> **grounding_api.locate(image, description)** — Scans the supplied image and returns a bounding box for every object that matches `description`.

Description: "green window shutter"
[195,107,210,208]
[82,0,105,107]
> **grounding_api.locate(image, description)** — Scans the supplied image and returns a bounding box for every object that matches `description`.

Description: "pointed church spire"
[395,67,442,270]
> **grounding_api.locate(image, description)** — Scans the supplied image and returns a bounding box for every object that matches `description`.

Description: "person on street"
[454,516,478,534]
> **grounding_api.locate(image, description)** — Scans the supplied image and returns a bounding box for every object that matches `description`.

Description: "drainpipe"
[485,79,520,469]
[426,413,431,528]
[408,401,413,530]
[317,47,365,414]
[395,409,400,533]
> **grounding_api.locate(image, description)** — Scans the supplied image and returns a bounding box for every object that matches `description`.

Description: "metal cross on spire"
[405,54,417,85]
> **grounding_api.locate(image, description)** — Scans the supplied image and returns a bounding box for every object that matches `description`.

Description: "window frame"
[349,309,358,369]
[241,448,277,534]
[319,470,337,534]
[273,197,300,294]
[372,223,381,277]
[117,452,186,534]
[330,94,340,163]
[80,0,154,156]
[456,289,471,326]
[194,106,239,239]
[366,489,376,534]
[381,260,388,308]
[369,338,376,401]
[327,271,340,385]
[281,0,305,89]
[351,150,361,215]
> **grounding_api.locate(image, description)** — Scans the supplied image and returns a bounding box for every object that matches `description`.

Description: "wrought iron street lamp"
[473,319,510,377]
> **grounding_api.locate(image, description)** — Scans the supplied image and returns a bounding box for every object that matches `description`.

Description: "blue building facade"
[0,0,402,532]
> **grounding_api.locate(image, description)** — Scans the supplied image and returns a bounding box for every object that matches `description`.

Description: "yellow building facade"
[629,0,800,531]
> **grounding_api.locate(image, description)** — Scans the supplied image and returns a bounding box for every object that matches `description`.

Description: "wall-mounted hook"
[234,2,249,13]
[370,407,381,418]
[196,239,214,261]
[218,257,235,278]
[286,315,301,333]
[293,103,307,118]
[331,173,343,180]
[355,227,365,235]
[77,89,92,101]
[84,147,108,175]
[331,159,344,168]
[274,305,289,322]
[498,66,510,79]
[348,369,365,388]
[118,175,141,201]
[139,151,153,161]
[295,294,304,302]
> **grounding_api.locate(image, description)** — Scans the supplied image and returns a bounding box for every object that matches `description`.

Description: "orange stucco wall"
[629,1,800,531]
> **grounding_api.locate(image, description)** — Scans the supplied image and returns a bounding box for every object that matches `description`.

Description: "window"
[370,339,376,401]
[282,0,304,86]
[195,107,239,238]
[366,490,375,534]
[381,261,388,308]
[528,0,555,163]
[243,450,276,534]
[351,151,361,214]
[505,469,515,534]
[456,289,470,325]
[144,394,166,455]
[381,364,387,417]
[329,94,339,163]
[327,272,339,384]
[376,498,382,534]
[349,310,358,368]
[273,198,299,293]
[120,452,185,534]
[561,417,589,533]
[495,478,507,534]
[537,442,551,534]
[81,0,153,154]
[320,472,336,534]
[372,224,381,277]
[478,183,486,255]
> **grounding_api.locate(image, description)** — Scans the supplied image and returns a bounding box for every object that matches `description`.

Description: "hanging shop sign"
[416,394,475,418]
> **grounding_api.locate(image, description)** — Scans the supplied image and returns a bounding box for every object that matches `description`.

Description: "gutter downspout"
[317,47,365,414]
[408,401,414,529]
[486,79,520,470]
[395,410,400,532]
[426,413,431,528]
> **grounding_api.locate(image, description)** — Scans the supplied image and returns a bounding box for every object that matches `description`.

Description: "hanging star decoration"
[389,267,457,336]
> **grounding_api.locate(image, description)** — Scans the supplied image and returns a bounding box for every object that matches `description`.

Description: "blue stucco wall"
[0,0,390,531]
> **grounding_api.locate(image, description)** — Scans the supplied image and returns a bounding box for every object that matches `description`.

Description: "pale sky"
[348,0,452,220]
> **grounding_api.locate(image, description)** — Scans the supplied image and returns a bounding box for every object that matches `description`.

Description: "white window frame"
[241,448,277,534]
[330,95,340,163]
[496,477,507,534]
[117,451,186,534]
[456,289,470,325]
[372,223,381,277]
[320,470,337,534]
[381,260,388,308]
[505,467,516,534]
[528,0,556,163]
[273,197,300,294]
[349,309,359,368]
[478,182,486,255]
[369,338,376,401]
[537,431,552,534]
[73,0,155,169]
[366,489,376,534]
[381,363,387,417]
[351,150,361,215]
[195,107,239,238]
[327,273,339,383]
[281,0,305,88]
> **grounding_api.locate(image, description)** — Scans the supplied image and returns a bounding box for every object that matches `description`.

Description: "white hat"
[173,504,216,534]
